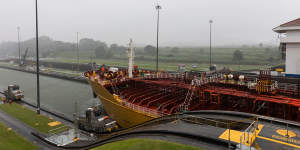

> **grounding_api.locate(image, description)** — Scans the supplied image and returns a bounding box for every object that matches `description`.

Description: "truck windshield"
[12,87,19,90]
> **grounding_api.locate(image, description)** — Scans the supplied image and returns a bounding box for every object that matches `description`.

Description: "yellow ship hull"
[88,79,157,128]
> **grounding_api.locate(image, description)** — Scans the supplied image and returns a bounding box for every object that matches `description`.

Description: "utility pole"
[17,26,21,65]
[209,20,213,70]
[35,0,40,114]
[155,4,162,72]
[76,32,79,72]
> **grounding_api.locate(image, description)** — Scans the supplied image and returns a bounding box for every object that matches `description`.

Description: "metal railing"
[46,125,76,146]
[48,125,70,135]
[120,100,167,117]
[239,119,258,150]
[180,114,258,149]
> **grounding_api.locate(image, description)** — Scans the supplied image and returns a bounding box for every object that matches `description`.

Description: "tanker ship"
[84,40,300,128]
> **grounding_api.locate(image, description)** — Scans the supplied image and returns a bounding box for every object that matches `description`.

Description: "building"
[273,18,300,77]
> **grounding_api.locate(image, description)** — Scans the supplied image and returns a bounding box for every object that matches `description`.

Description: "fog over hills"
[0,0,299,47]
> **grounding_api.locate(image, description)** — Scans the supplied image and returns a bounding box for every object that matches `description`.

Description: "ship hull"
[88,80,156,128]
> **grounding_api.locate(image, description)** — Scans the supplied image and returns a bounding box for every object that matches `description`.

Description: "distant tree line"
[0,36,127,59]
[0,36,281,66]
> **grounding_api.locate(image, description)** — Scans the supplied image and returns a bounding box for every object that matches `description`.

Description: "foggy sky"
[0,0,300,46]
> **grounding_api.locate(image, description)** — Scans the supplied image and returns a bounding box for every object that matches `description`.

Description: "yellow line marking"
[257,136,300,149]
[218,124,264,146]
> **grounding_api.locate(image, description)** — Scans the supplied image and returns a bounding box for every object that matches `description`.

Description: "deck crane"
[20,48,29,66]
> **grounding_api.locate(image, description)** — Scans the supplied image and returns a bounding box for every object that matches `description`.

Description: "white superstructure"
[273,18,300,77]
[127,39,135,78]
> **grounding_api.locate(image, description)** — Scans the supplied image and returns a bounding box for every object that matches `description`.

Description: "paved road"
[0,109,61,150]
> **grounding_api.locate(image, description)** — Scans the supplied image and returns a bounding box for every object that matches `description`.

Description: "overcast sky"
[0,0,299,46]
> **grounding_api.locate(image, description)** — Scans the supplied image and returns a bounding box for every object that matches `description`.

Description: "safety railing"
[46,125,75,146]
[239,119,258,149]
[48,125,70,135]
[181,115,258,150]
[121,100,167,117]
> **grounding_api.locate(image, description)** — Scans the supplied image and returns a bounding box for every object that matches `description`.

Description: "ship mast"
[128,39,135,78]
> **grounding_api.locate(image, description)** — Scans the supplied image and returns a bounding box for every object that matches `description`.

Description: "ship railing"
[121,100,167,117]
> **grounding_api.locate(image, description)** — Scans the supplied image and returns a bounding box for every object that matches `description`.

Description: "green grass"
[49,57,263,72]
[50,46,281,72]
[0,121,38,150]
[0,103,66,133]
[52,46,281,65]
[91,138,204,150]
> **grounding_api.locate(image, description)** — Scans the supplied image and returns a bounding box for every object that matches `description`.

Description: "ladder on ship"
[180,84,196,112]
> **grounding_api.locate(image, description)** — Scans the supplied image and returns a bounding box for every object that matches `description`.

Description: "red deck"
[109,78,300,122]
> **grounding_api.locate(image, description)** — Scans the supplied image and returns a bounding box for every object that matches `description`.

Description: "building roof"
[280,18,300,27]
[273,18,300,33]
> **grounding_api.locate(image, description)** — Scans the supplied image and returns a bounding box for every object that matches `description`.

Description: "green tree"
[110,44,119,52]
[171,47,179,53]
[232,49,244,63]
[105,49,114,58]
[144,45,156,56]
[95,46,106,58]
[80,38,107,51]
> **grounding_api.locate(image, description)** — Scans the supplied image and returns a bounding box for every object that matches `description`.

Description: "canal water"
[0,68,100,119]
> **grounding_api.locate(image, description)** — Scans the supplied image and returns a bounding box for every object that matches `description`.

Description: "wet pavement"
[110,112,300,150]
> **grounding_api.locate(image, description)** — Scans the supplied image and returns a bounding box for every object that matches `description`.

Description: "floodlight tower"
[209,20,213,70]
[155,4,162,72]
[35,0,41,114]
[17,26,21,65]
[76,32,80,72]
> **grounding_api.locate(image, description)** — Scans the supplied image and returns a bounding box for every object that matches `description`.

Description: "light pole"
[76,32,79,72]
[17,26,21,65]
[209,20,213,70]
[155,4,161,72]
[35,0,40,114]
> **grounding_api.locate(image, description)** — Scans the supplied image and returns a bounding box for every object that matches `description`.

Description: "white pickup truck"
[4,85,24,101]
